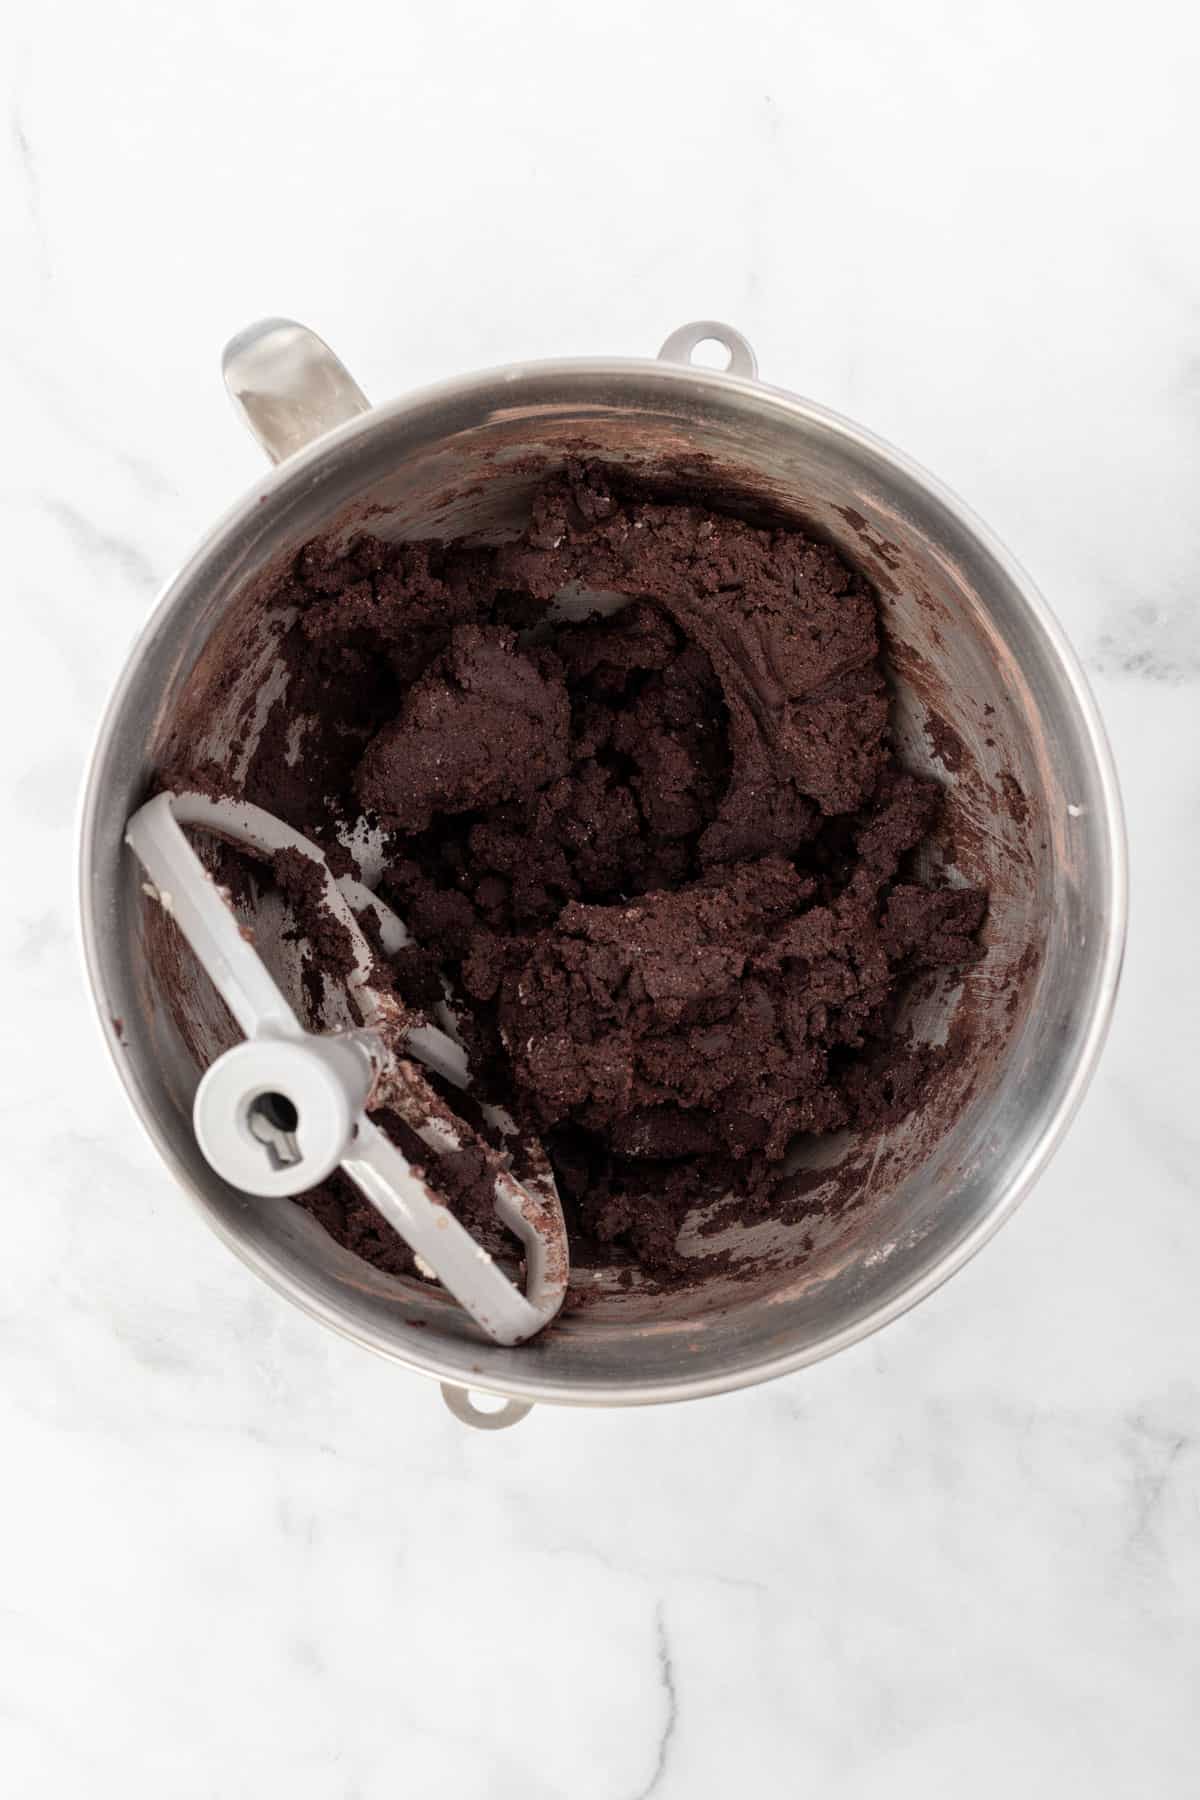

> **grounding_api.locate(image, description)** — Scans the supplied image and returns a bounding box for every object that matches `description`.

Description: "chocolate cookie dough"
[356,624,571,831]
[221,462,987,1281]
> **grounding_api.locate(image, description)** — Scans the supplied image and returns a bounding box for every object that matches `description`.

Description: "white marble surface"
[3,1,1198,1793]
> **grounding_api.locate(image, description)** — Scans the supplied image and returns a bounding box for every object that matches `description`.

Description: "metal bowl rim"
[77,353,1128,1405]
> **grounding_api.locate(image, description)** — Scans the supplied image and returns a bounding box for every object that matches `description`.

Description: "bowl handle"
[221,317,371,463]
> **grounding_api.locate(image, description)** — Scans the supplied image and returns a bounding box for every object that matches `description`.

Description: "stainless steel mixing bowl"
[79,319,1126,1425]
